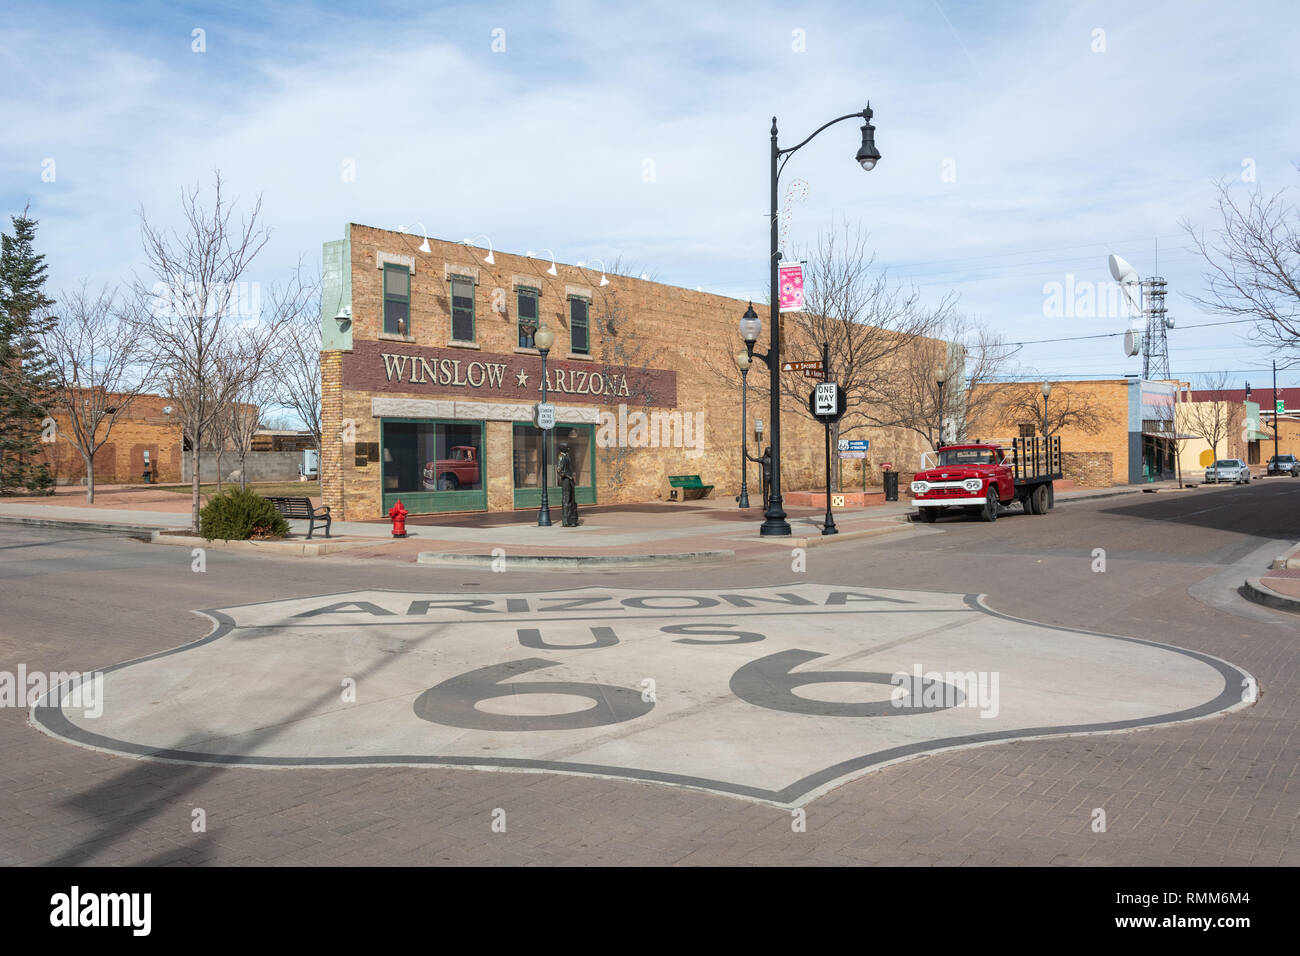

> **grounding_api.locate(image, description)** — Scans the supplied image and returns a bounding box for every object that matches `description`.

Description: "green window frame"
[380,417,487,514]
[517,286,539,348]
[383,264,410,336]
[569,295,590,355]
[450,274,476,343]
[511,422,597,509]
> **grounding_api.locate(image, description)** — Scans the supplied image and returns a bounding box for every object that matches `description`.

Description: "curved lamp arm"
[777,108,871,180]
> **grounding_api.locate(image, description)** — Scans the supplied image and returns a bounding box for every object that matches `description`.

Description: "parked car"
[1204,459,1251,484]
[1266,454,1299,477]
[422,445,480,491]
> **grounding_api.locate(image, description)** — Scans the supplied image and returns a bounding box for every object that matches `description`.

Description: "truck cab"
[910,438,1061,523]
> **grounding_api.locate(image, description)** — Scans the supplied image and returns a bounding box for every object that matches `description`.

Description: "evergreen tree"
[0,204,57,494]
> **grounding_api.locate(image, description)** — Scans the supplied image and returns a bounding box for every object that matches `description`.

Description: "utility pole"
[1274,359,1280,463]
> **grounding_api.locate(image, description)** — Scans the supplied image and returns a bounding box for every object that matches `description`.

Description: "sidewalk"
[1242,540,1300,613]
[0,480,1167,566]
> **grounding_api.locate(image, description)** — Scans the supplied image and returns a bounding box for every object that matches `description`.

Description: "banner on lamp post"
[778,262,804,313]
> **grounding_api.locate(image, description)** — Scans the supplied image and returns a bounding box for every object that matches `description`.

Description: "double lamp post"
[736,105,880,535]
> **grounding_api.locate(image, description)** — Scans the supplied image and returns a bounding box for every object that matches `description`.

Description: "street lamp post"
[1041,381,1052,437]
[935,366,947,448]
[735,350,753,508]
[748,106,879,536]
[535,325,556,527]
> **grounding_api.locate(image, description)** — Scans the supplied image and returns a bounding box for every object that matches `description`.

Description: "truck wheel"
[980,488,999,522]
[918,509,938,523]
[1046,482,1055,509]
[1028,484,1048,515]
[438,474,459,491]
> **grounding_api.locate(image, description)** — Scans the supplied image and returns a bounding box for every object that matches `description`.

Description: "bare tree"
[224,324,284,490]
[987,378,1108,438]
[1180,371,1243,460]
[270,263,322,449]
[869,314,1018,452]
[35,283,153,502]
[1182,172,1300,362]
[131,172,272,530]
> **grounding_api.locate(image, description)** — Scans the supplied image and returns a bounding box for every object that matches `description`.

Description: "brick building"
[39,392,184,485]
[970,378,1182,485]
[319,224,937,520]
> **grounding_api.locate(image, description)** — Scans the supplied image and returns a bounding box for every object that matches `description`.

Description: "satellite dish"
[1123,329,1140,357]
[1108,254,1142,314]
[1108,254,1139,284]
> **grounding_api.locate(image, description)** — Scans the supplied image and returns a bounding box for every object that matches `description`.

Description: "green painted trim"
[449,273,477,344]
[513,486,596,509]
[380,418,486,514]
[321,236,352,350]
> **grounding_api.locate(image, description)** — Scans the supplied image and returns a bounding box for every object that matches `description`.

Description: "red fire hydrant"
[388,499,408,538]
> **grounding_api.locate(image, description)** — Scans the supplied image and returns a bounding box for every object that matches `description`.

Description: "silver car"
[1205,459,1251,484]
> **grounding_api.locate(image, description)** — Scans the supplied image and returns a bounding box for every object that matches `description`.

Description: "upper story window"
[517,287,539,348]
[569,295,590,355]
[450,275,476,342]
[383,264,410,335]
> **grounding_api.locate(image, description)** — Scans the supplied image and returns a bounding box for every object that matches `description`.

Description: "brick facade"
[321,223,936,520]
[970,379,1137,485]
[39,393,184,485]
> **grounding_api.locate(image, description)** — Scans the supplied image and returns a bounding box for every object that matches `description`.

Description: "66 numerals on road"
[412,625,966,731]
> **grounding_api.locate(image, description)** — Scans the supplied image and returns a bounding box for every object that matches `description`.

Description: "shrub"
[199,487,290,541]
[22,463,54,495]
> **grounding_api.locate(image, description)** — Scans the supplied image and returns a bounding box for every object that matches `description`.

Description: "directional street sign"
[535,402,556,430]
[838,439,869,451]
[839,451,867,459]
[782,360,823,373]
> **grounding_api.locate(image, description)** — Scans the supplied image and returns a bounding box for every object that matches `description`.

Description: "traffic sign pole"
[821,342,837,535]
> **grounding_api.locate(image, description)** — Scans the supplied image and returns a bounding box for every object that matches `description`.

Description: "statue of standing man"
[558,442,580,527]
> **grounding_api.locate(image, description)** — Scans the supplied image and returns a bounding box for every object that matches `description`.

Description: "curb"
[1241,577,1300,613]
[0,515,174,536]
[150,531,384,557]
[416,550,735,569]
[785,519,915,548]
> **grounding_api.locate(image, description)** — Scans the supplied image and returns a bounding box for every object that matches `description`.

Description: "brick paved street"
[1,481,1296,866]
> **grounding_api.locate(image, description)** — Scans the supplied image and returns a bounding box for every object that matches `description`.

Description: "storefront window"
[513,424,591,490]
[383,422,483,493]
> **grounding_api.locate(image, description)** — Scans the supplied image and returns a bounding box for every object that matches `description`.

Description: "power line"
[1003,318,1255,347]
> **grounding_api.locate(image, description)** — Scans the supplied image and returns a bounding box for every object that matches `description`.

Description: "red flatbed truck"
[909,436,1063,522]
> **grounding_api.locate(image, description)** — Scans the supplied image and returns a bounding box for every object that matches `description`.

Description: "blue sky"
[3,0,1298,385]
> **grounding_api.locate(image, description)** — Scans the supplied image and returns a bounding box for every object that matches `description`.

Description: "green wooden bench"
[668,474,714,500]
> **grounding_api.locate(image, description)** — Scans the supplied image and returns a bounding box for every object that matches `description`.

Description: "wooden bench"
[264,496,331,539]
[668,475,714,500]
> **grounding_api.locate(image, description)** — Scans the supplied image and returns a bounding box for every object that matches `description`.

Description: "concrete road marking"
[31,584,1256,806]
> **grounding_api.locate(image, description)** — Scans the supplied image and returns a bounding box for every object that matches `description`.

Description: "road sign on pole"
[535,402,556,430]
[781,360,823,373]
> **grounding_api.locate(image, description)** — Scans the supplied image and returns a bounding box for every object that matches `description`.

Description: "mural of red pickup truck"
[422,446,480,491]
[910,437,1062,523]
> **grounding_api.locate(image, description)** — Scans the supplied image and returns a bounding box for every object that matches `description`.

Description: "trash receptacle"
[884,470,899,501]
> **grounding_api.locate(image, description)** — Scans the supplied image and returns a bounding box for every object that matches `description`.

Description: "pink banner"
[778,262,804,313]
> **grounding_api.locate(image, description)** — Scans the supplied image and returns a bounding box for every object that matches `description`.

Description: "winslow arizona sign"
[341,340,678,407]
[32,584,1253,806]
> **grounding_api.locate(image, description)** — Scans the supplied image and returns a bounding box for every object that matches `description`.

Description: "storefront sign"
[342,341,678,408]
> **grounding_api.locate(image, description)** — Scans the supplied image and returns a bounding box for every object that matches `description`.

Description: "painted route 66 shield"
[33,584,1253,806]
